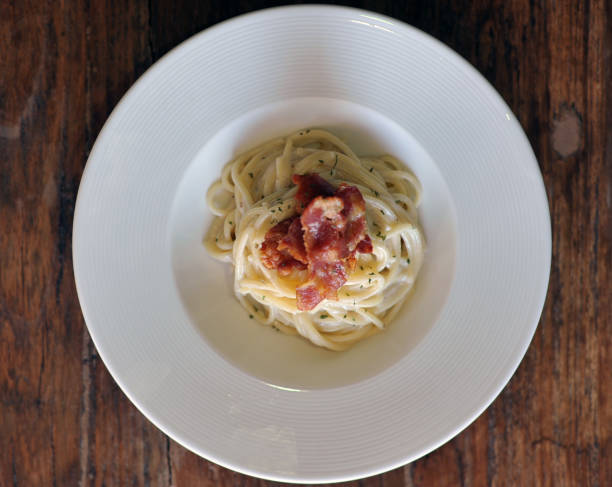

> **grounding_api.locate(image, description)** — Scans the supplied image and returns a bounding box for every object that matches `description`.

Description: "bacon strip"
[278,217,307,264]
[335,184,368,253]
[356,235,373,254]
[261,216,307,276]
[301,196,347,262]
[293,173,335,213]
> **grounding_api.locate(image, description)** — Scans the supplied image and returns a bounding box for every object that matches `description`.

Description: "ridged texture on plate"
[73,5,550,483]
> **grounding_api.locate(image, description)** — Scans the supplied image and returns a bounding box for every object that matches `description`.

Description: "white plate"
[73,5,551,483]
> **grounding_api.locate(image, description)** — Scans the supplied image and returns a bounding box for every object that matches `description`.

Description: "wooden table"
[1,1,610,485]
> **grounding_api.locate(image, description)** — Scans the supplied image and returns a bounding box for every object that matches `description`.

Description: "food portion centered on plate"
[205,129,425,350]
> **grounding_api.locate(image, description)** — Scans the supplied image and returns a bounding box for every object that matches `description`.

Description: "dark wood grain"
[1,1,610,486]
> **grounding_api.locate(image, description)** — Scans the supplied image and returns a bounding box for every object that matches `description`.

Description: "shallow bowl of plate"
[73,5,551,483]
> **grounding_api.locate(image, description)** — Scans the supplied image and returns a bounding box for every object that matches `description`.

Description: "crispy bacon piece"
[296,261,348,310]
[277,258,307,276]
[261,219,292,269]
[301,196,347,262]
[356,235,373,254]
[260,173,373,310]
[293,173,335,213]
[278,217,307,264]
[261,216,307,276]
[336,184,368,253]
[295,285,322,311]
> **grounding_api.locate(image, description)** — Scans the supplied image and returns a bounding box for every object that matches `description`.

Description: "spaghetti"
[204,129,424,351]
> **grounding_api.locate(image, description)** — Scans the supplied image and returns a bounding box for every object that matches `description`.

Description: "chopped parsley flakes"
[330,154,339,176]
